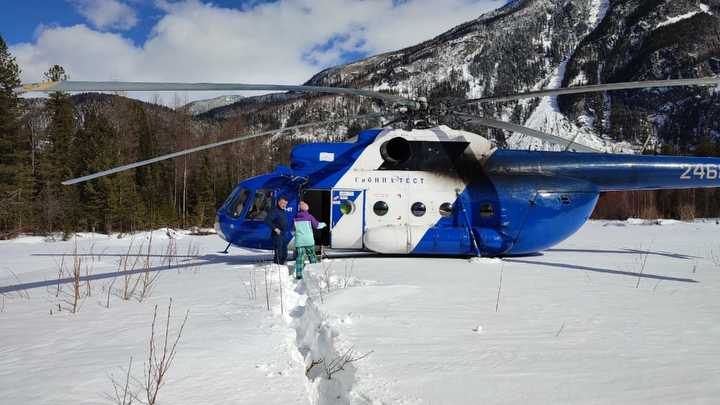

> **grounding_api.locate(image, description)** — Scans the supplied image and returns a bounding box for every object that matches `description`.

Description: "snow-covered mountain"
[181,95,244,116]
[201,0,720,152]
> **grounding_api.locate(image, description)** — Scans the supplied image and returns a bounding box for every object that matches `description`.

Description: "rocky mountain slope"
[198,0,719,153]
[561,0,720,149]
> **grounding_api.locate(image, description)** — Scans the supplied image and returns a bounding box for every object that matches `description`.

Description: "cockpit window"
[246,189,273,221]
[228,189,249,218]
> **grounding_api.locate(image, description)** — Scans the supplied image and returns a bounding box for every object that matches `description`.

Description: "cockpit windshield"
[228,189,249,218]
[246,189,273,221]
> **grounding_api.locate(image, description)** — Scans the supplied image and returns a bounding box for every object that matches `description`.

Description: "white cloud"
[14,0,504,103]
[71,0,139,30]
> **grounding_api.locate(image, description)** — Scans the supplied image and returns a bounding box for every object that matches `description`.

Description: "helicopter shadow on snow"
[2,248,697,295]
[1,250,372,294]
[546,248,700,260]
[504,248,699,284]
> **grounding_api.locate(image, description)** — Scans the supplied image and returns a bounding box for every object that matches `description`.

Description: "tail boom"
[486,150,720,192]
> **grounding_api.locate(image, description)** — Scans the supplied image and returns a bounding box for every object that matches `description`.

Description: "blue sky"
[2,0,506,102]
[2,1,278,47]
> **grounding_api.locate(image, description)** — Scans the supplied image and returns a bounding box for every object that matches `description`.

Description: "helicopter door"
[330,189,365,249]
[300,189,331,246]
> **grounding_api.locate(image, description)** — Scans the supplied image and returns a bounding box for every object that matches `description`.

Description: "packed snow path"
[2,221,720,404]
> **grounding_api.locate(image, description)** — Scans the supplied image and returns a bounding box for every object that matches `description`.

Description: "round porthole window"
[340,200,355,215]
[439,202,453,218]
[373,201,389,216]
[411,202,426,217]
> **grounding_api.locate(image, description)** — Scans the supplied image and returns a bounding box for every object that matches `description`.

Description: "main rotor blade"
[454,77,720,106]
[15,80,416,107]
[451,111,600,153]
[62,112,387,185]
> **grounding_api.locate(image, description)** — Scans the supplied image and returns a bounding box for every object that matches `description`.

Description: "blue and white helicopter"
[17,77,720,256]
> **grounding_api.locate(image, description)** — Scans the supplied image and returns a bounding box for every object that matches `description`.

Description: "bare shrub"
[263,262,271,311]
[3,267,30,301]
[113,237,160,303]
[105,299,188,405]
[243,266,258,301]
[634,245,651,289]
[184,241,201,273]
[105,278,116,309]
[143,298,189,405]
[162,237,178,268]
[52,241,92,314]
[306,347,373,380]
[709,248,720,269]
[340,260,355,289]
[55,255,65,297]
[137,236,160,303]
[107,356,138,405]
[679,204,695,221]
[321,260,333,294]
[118,240,142,301]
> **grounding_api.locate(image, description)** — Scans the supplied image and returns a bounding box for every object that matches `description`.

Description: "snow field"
[293,221,720,404]
[0,232,306,405]
[3,220,720,404]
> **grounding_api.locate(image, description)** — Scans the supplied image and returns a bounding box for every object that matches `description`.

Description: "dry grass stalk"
[635,245,651,289]
[243,266,258,301]
[495,262,504,313]
[264,262,271,311]
[275,265,285,314]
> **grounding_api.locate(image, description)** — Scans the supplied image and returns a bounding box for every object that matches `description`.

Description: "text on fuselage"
[354,175,425,185]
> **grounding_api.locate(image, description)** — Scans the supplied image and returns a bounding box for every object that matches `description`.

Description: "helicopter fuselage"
[214,126,720,257]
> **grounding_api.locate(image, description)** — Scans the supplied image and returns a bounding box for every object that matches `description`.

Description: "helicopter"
[15,76,720,257]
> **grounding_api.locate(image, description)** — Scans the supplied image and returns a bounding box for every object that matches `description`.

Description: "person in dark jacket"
[265,196,289,265]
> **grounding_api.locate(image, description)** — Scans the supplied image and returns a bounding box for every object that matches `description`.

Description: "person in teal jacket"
[293,201,325,279]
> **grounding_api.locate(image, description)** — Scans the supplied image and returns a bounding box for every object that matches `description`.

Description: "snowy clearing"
[296,220,720,404]
[0,232,306,405]
[2,221,720,404]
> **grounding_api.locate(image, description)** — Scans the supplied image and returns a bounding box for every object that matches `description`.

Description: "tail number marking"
[681,164,719,180]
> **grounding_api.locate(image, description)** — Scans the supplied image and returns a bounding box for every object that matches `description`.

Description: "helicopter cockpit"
[215,171,296,250]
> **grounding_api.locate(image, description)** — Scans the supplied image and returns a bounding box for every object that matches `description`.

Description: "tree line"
[0,35,291,238]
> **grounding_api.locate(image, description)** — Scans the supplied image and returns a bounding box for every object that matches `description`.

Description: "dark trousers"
[272,236,288,265]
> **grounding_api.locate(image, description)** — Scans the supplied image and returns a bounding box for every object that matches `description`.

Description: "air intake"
[380,137,411,164]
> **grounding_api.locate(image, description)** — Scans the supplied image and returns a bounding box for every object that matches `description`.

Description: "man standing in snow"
[265,196,290,265]
[292,201,325,279]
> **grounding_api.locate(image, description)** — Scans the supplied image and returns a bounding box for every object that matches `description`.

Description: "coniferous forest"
[0,35,299,238]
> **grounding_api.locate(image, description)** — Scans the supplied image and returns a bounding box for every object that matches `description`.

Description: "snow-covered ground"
[2,221,720,404]
[0,231,307,405]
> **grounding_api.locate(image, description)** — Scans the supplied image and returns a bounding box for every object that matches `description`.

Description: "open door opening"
[301,189,331,246]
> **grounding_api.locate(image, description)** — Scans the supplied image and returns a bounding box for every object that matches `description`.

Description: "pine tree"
[40,64,78,236]
[74,112,143,233]
[0,35,32,236]
[133,103,160,227]
[192,154,216,227]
